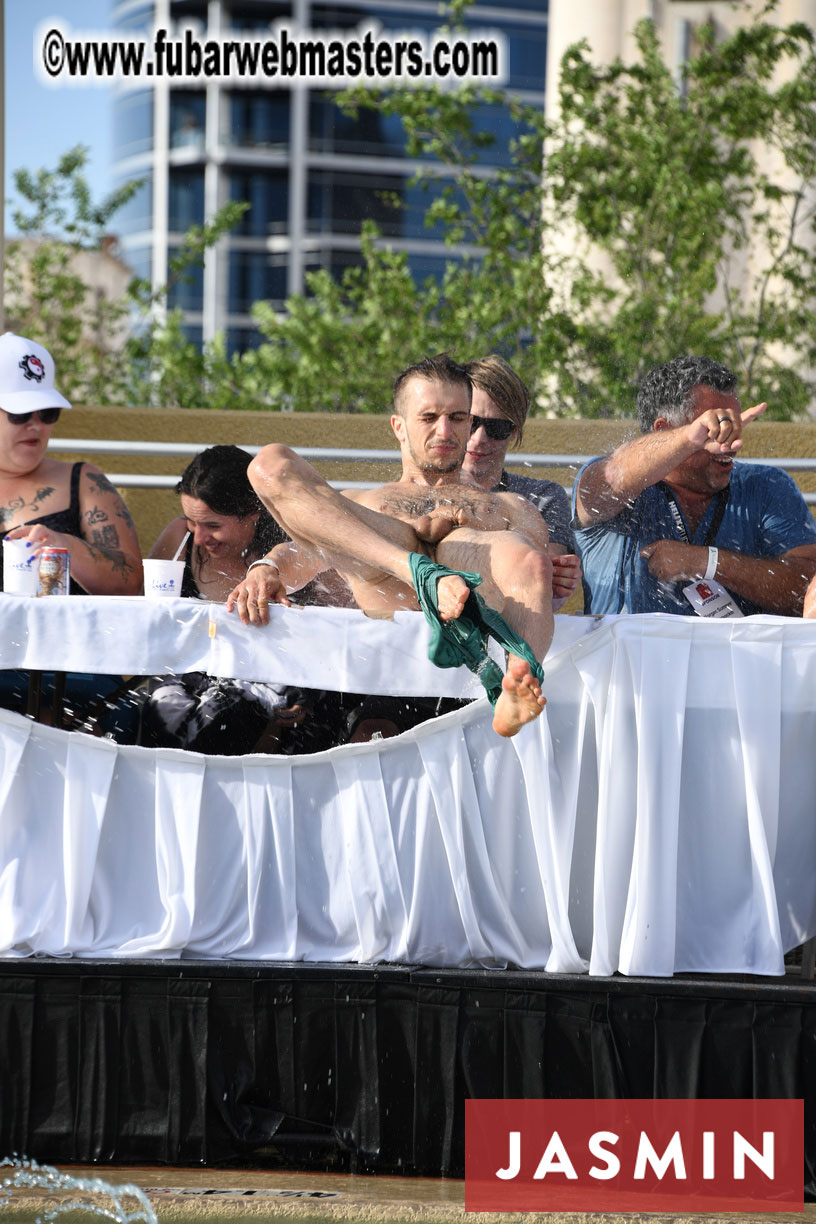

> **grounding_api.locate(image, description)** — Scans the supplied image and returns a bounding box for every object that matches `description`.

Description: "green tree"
[547,11,816,417]
[227,77,565,412]
[219,0,816,418]
[3,145,246,407]
[3,147,140,403]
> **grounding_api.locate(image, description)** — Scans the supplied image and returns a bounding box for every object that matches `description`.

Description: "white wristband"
[247,558,280,577]
[704,547,718,582]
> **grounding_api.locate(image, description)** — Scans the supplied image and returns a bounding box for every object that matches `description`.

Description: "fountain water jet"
[0,1159,156,1224]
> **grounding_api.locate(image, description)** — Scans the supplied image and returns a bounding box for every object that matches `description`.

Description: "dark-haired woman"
[141,446,297,754]
[149,444,285,601]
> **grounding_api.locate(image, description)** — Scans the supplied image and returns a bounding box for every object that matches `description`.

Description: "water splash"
[0,1158,156,1224]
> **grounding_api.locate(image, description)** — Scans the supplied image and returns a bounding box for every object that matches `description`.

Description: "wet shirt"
[571,459,816,615]
[494,471,574,552]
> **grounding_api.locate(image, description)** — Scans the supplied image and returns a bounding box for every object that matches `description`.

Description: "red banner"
[465,1099,803,1213]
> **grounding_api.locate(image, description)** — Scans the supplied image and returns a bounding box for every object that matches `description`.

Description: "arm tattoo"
[91,525,121,550]
[85,505,109,525]
[84,539,134,579]
[85,470,117,496]
[115,504,136,527]
[85,470,136,529]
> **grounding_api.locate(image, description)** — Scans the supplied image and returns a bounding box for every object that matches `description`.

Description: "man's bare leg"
[436,528,553,737]
[249,445,470,613]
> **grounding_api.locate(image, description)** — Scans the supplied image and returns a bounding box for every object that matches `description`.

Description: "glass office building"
[112,1,548,353]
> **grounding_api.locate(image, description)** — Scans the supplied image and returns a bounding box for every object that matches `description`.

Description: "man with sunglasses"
[229,353,555,738]
[463,355,581,609]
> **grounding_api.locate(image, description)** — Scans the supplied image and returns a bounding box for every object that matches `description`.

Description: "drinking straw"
[171,531,191,562]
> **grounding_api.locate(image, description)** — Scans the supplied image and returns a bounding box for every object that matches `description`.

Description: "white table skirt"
[0,594,597,697]
[0,600,814,976]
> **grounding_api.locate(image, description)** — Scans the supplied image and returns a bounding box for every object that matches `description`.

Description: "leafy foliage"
[6,2,816,418]
[3,145,246,408]
[211,2,816,417]
[546,13,816,417]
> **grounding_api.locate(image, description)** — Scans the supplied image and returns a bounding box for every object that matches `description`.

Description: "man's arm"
[548,544,582,610]
[639,540,816,615]
[227,540,326,626]
[575,402,767,527]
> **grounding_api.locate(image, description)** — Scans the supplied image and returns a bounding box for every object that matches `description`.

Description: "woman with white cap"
[0,333,142,735]
[0,332,141,594]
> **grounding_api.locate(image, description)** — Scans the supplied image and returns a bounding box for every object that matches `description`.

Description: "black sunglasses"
[469,414,515,441]
[3,408,62,426]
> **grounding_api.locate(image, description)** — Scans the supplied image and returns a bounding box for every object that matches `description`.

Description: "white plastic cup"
[3,539,40,596]
[143,558,185,599]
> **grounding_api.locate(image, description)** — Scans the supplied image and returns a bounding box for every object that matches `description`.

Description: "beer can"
[38,547,70,596]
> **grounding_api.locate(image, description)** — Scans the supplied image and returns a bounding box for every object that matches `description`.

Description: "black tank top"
[181,533,203,599]
[0,462,84,593]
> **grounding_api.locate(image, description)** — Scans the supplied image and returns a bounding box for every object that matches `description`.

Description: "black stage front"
[0,959,813,1192]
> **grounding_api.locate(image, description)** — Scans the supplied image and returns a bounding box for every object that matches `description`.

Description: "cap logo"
[19,355,45,383]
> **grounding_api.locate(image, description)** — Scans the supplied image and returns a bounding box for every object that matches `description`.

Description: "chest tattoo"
[0,490,51,529]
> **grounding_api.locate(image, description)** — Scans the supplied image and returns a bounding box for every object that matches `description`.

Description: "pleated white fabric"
[0,606,814,976]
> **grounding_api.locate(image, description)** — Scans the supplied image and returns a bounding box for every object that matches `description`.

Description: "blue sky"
[4,0,113,232]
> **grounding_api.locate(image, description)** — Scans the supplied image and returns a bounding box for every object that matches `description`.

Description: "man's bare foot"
[437,574,470,621]
[492,654,546,738]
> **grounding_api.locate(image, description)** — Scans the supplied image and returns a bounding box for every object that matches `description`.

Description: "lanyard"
[657,483,729,546]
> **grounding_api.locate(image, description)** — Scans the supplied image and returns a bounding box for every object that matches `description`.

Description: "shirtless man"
[227,354,554,738]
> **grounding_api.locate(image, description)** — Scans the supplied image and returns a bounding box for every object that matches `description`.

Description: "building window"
[114,4,154,34]
[115,175,153,236]
[229,171,289,236]
[226,326,268,357]
[168,169,205,230]
[227,91,289,148]
[304,249,365,283]
[225,3,292,31]
[505,24,547,90]
[309,97,405,158]
[114,91,154,159]
[170,91,206,150]
[407,253,461,284]
[167,246,204,310]
[307,171,404,237]
[228,252,288,313]
[180,323,203,348]
[120,245,152,284]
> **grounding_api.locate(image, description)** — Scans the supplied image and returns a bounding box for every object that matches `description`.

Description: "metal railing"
[47,437,816,501]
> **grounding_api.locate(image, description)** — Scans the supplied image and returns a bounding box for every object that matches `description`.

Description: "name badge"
[682,578,744,618]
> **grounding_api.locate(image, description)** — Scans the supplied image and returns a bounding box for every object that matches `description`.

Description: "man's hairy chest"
[374,484,506,523]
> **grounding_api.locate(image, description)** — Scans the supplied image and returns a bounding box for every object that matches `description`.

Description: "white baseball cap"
[0,332,72,415]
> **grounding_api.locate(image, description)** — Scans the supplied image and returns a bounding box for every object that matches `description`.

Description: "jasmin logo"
[465,1099,803,1213]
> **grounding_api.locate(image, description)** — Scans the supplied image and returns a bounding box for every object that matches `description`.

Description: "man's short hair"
[637,355,738,433]
[465,354,530,447]
[392,353,472,415]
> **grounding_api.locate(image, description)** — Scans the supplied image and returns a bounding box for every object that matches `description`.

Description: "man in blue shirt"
[572,355,816,616]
